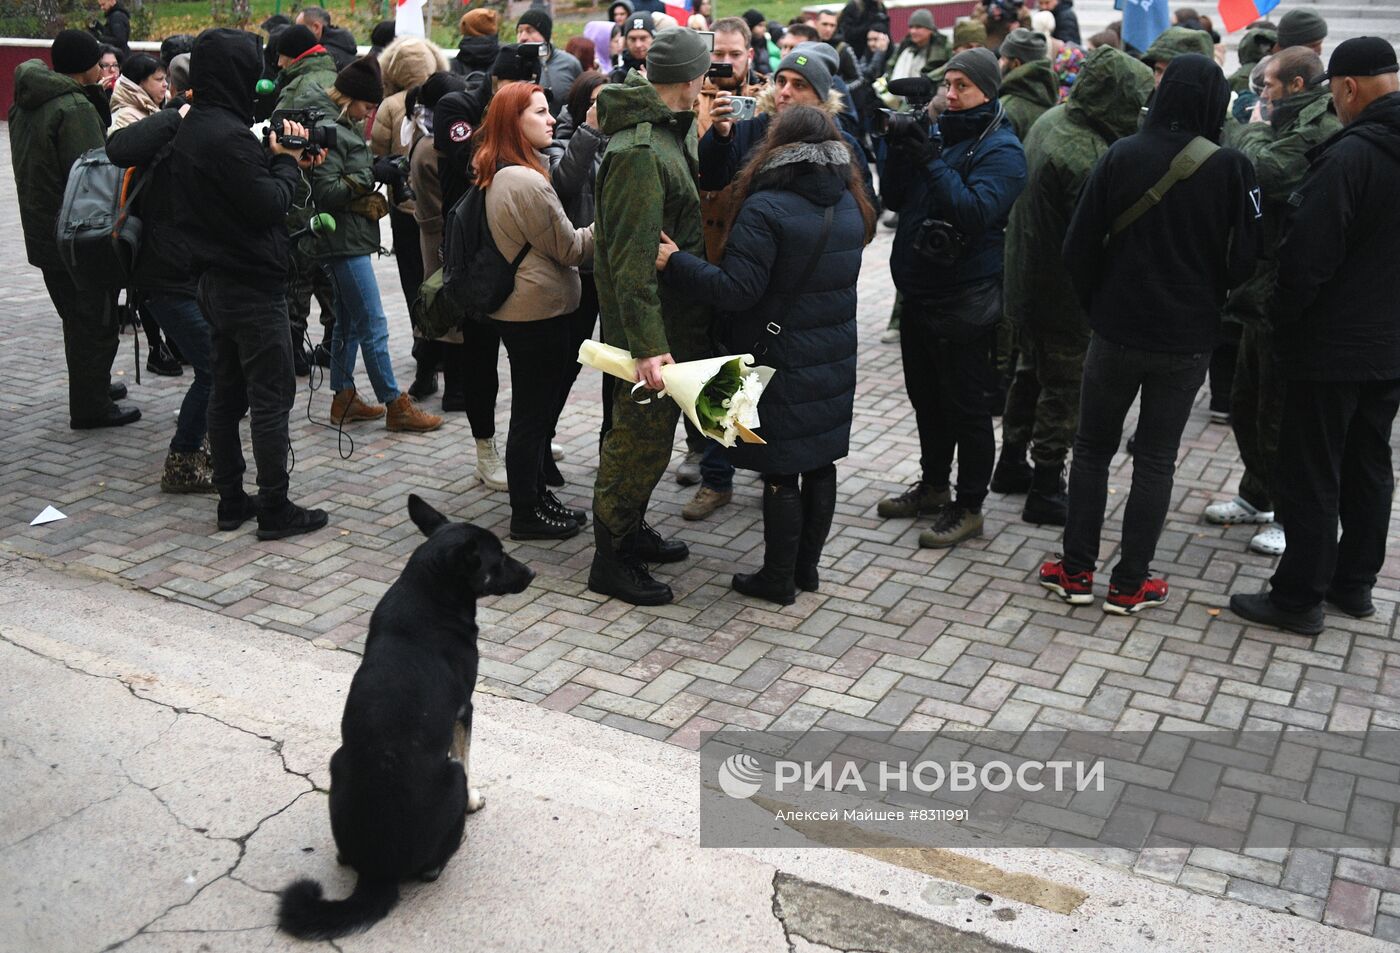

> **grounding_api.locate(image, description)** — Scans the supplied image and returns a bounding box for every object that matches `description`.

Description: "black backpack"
[443,181,531,322]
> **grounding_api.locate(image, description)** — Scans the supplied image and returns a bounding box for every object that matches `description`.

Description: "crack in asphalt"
[0,630,331,950]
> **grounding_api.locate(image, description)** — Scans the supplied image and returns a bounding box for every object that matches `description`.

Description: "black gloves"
[892,122,942,168]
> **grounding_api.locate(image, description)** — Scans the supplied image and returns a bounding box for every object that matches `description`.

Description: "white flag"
[395,0,426,38]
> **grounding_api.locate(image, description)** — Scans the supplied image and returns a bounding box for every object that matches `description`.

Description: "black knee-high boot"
[794,467,836,593]
[733,483,803,606]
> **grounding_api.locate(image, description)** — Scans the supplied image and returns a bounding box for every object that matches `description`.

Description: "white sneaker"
[551,442,565,461]
[880,326,901,344]
[475,438,508,492]
[1204,496,1274,525]
[1249,524,1286,556]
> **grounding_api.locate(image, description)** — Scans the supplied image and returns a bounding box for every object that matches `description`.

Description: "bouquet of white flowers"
[578,341,776,447]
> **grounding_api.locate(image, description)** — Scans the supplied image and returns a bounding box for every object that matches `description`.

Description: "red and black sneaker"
[1039,559,1094,605]
[1104,578,1169,615]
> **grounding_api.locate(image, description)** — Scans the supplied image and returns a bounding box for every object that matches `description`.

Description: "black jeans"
[1063,335,1209,589]
[42,268,119,421]
[559,274,598,439]
[495,314,578,513]
[197,271,296,506]
[388,206,425,319]
[456,319,501,440]
[901,295,999,508]
[1270,378,1400,611]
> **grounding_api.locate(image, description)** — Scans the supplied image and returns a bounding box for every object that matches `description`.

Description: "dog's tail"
[277,875,399,940]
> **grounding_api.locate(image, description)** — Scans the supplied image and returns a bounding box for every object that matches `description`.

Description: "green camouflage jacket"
[593,71,709,361]
[9,61,107,270]
[999,59,1058,142]
[1228,28,1278,94]
[1223,86,1341,324]
[1142,27,1215,66]
[296,81,384,259]
[274,51,339,113]
[1003,47,1154,332]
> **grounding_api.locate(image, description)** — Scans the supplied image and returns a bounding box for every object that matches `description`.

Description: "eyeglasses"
[100,62,120,72]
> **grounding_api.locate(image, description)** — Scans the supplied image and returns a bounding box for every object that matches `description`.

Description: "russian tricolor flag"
[665,0,694,25]
[1217,0,1281,33]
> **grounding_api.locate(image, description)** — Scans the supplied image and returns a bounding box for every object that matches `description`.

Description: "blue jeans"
[143,292,213,453]
[1063,335,1209,589]
[324,255,401,403]
[700,441,734,492]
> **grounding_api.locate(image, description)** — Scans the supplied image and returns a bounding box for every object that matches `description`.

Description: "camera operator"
[169,28,327,539]
[878,47,1026,549]
[297,57,444,435]
[514,9,582,118]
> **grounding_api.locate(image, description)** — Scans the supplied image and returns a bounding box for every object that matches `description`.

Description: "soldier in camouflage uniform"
[1203,47,1341,557]
[589,30,713,606]
[997,29,1057,142]
[994,47,1154,525]
[1141,27,1216,86]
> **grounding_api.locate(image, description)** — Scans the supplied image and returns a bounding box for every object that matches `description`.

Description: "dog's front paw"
[467,787,485,813]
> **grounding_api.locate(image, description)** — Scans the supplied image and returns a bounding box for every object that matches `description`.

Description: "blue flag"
[1122,0,1171,54]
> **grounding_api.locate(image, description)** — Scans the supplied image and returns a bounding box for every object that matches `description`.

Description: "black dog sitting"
[278,494,534,940]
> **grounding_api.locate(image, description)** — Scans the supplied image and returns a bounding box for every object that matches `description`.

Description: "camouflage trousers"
[1000,321,1090,468]
[287,247,337,348]
[1230,322,1284,512]
[594,379,681,541]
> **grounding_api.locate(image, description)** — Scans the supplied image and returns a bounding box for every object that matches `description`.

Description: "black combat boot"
[1022,463,1068,526]
[619,520,688,563]
[991,442,1032,494]
[589,522,673,606]
[794,467,836,593]
[733,484,802,606]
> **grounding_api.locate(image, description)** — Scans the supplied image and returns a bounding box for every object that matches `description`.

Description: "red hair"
[471,82,550,189]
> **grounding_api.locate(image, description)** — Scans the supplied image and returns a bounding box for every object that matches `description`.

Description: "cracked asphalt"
[2,550,1382,953]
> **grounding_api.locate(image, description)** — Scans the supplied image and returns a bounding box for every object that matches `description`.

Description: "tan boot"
[682,485,733,521]
[330,387,385,424]
[386,393,443,433]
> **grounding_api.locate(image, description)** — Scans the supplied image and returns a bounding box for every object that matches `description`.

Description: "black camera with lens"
[268,107,338,157]
[375,154,416,205]
[913,218,970,267]
[874,77,936,141]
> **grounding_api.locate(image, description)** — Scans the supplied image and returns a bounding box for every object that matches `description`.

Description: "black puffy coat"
[663,140,867,475]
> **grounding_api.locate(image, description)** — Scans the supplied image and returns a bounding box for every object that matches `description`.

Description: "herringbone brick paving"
[3,135,1399,942]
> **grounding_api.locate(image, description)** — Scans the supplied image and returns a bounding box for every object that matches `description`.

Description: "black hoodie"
[1063,54,1260,354]
[169,29,302,289]
[106,107,194,296]
[321,24,360,70]
[1273,92,1400,381]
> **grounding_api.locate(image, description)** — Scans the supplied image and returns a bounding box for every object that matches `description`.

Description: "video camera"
[510,42,548,84]
[874,77,936,141]
[267,107,338,157]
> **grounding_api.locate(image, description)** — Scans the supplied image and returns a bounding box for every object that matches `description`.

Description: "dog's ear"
[408,494,449,537]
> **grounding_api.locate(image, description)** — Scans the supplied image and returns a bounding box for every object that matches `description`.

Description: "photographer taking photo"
[300,56,444,434]
[169,28,327,539]
[878,47,1026,549]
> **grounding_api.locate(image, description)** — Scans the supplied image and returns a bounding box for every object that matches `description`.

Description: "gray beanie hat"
[777,47,833,101]
[1000,28,1048,64]
[944,47,1001,100]
[908,9,936,31]
[793,40,840,74]
[646,27,711,84]
[1277,9,1328,49]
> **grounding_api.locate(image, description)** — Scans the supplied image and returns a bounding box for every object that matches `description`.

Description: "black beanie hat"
[277,24,318,60]
[334,55,384,104]
[419,71,467,109]
[517,9,553,45]
[370,20,396,49]
[742,9,765,30]
[51,29,101,76]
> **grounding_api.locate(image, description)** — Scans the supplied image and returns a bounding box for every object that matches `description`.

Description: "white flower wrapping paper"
[577,341,776,446]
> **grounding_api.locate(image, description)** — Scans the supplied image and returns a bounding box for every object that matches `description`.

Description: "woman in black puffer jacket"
[659,106,874,605]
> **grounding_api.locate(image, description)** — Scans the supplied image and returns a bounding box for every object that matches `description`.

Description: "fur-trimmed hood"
[750,138,854,207]
[380,36,448,96]
[756,85,847,119]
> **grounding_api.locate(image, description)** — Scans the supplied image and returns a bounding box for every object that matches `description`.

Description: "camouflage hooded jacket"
[593,71,710,361]
[999,58,1058,141]
[1223,85,1341,324]
[1003,47,1154,331]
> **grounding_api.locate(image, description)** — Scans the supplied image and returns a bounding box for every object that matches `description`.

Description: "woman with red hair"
[473,83,595,541]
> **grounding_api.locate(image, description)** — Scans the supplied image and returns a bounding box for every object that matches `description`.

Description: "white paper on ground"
[30,506,66,526]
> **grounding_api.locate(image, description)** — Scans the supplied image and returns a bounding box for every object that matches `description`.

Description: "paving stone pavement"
[3,133,1399,945]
